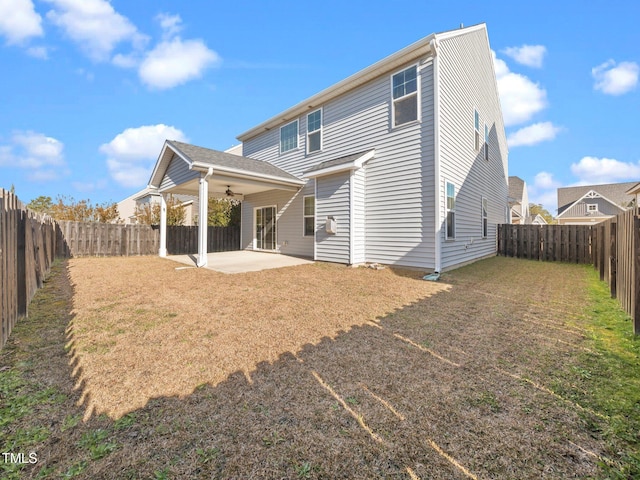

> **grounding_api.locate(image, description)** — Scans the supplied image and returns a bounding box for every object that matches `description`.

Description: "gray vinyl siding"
[242,58,436,269]
[352,167,366,264]
[316,172,350,263]
[159,154,199,191]
[241,183,314,257]
[561,198,622,218]
[437,29,509,270]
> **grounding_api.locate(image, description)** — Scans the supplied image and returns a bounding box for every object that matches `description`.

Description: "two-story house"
[149,23,508,272]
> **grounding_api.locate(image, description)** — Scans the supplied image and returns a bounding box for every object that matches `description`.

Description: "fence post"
[16,208,27,316]
[634,216,640,335]
[610,222,617,299]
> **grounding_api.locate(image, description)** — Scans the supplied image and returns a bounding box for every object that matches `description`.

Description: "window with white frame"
[303,195,315,236]
[280,120,298,153]
[446,182,456,239]
[587,203,598,213]
[307,109,322,154]
[482,197,488,238]
[392,65,418,127]
[484,124,489,161]
[474,110,481,151]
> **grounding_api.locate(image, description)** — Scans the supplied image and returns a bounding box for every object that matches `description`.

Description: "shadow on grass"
[2,257,619,479]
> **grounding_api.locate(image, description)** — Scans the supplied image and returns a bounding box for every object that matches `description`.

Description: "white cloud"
[139,38,220,89]
[526,171,562,213]
[0,0,43,45]
[507,121,562,147]
[156,13,183,39]
[502,45,546,68]
[137,14,219,90]
[100,124,188,187]
[26,46,48,59]
[492,52,547,126]
[592,60,639,95]
[533,171,561,190]
[44,0,147,62]
[570,156,640,184]
[0,131,67,181]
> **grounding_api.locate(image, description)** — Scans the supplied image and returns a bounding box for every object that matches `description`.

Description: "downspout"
[431,37,442,274]
[159,193,167,257]
[197,167,213,267]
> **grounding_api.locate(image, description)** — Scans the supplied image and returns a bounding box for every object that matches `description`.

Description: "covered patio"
[148,140,306,268]
[166,250,314,274]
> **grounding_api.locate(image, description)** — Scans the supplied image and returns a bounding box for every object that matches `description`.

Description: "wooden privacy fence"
[591,209,640,334]
[497,224,593,263]
[57,222,240,256]
[1,189,57,349]
[57,221,160,257]
[498,211,640,334]
[166,225,240,255]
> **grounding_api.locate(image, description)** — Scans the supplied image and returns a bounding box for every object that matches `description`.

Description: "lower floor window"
[446,182,456,239]
[304,195,315,236]
[482,197,488,238]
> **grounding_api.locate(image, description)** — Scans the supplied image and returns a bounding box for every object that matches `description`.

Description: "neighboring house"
[529,214,548,225]
[149,23,509,271]
[508,176,548,225]
[116,187,199,226]
[508,176,529,224]
[556,181,638,225]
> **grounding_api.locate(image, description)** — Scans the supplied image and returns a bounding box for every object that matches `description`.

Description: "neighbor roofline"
[556,189,626,218]
[237,24,486,142]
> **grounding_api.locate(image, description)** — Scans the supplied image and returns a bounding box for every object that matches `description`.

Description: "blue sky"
[1,0,639,214]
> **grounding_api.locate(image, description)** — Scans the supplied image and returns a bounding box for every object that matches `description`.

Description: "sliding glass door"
[255,206,276,251]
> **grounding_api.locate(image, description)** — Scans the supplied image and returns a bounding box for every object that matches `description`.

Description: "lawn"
[1,255,639,479]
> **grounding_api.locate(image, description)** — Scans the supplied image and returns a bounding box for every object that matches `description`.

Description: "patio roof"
[148,140,305,197]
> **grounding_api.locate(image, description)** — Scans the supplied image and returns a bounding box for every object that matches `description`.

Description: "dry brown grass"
[2,255,611,479]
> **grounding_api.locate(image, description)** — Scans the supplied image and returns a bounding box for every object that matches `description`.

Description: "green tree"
[206,198,240,227]
[27,195,54,215]
[529,203,554,224]
[29,195,121,223]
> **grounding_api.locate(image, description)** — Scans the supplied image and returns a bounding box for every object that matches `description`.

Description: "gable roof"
[508,176,525,202]
[236,23,488,142]
[556,189,627,218]
[148,140,304,188]
[557,181,637,216]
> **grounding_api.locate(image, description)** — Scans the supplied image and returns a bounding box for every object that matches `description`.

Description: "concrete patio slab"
[165,250,314,274]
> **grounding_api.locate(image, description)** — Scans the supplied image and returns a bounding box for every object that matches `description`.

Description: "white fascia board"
[237,38,436,142]
[148,141,194,188]
[303,151,375,179]
[191,162,305,187]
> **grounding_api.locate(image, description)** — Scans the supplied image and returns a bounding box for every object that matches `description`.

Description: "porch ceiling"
[162,175,300,199]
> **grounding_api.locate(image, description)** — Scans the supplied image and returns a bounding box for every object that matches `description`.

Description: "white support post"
[159,193,167,257]
[197,169,212,267]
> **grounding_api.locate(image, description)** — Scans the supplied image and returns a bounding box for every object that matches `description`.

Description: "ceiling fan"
[225,186,242,197]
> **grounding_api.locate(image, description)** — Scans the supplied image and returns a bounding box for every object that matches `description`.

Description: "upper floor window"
[280,120,298,153]
[587,203,598,213]
[392,66,418,127]
[307,109,322,154]
[474,110,481,151]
